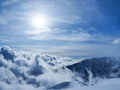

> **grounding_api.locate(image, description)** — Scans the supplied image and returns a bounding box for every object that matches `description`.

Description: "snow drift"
[0,46,120,90]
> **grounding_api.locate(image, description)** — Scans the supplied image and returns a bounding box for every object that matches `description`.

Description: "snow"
[67,78,120,90]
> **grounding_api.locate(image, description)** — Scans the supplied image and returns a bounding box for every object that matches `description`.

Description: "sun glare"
[30,14,47,28]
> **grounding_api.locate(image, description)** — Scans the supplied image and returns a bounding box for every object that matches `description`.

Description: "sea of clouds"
[0,46,120,90]
[0,46,80,90]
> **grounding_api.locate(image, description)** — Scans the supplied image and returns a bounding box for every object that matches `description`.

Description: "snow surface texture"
[67,78,120,90]
[0,46,120,90]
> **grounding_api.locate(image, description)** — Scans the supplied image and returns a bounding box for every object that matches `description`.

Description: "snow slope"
[67,78,120,90]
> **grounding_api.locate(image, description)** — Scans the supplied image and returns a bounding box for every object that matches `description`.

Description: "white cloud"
[27,32,93,41]
[24,27,51,35]
[0,14,8,25]
[112,39,120,44]
[24,27,104,42]
[32,44,120,57]
[1,0,20,6]
[1,39,9,43]
[24,27,111,44]
[0,46,77,89]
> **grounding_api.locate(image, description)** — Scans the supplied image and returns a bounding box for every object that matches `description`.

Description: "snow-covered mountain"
[0,46,120,90]
[66,57,120,82]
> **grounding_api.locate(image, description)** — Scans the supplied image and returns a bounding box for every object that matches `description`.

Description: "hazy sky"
[0,0,120,57]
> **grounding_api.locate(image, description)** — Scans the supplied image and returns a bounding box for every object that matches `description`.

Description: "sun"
[30,14,47,28]
[27,13,51,34]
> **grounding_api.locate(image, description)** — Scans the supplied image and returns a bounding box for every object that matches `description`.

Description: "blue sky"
[0,0,120,57]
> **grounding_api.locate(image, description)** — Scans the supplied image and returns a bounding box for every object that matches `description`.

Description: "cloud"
[24,27,93,41]
[112,39,120,44]
[0,0,100,25]
[24,27,51,35]
[0,14,8,25]
[27,32,93,41]
[41,44,120,57]
[1,0,20,6]
[24,27,110,44]
[0,46,76,89]
[1,39,9,43]
[0,0,101,35]
[0,0,120,58]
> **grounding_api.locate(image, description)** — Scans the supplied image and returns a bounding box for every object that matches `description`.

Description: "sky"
[0,0,120,57]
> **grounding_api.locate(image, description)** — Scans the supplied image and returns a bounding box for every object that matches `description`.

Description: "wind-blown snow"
[0,46,120,90]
